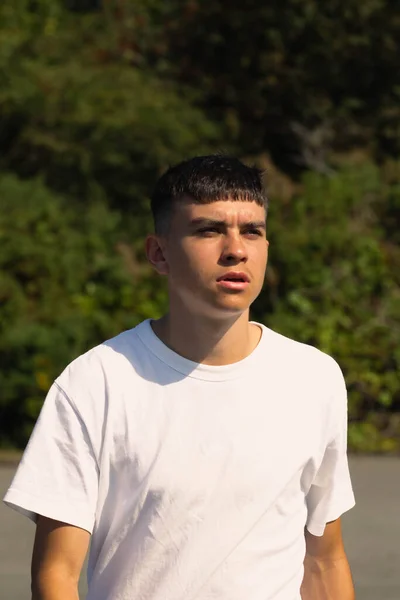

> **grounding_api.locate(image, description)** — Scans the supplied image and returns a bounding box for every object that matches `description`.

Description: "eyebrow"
[190,218,266,230]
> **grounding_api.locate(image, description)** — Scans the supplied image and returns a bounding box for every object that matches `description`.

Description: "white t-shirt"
[4,320,355,600]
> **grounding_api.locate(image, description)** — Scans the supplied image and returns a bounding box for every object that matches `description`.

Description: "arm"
[301,518,355,600]
[31,515,90,600]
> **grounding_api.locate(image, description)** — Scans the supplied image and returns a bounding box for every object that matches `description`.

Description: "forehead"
[175,199,266,223]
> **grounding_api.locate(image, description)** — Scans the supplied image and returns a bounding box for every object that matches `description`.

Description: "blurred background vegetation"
[0,0,399,452]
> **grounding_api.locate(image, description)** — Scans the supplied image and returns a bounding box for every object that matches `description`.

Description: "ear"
[145,234,169,276]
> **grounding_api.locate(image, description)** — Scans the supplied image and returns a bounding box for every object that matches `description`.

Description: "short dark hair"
[151,154,267,234]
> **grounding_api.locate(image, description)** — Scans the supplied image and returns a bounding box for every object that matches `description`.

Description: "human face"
[157,199,269,318]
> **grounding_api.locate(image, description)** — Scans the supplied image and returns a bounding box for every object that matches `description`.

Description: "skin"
[145,198,269,365]
[301,519,355,600]
[31,517,89,600]
[31,198,354,599]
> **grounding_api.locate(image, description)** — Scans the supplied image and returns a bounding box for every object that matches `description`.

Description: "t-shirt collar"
[135,319,269,381]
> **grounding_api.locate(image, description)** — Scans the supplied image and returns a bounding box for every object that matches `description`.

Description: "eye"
[244,229,263,238]
[197,227,221,237]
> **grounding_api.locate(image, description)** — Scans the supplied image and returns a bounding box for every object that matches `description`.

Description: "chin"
[183,287,255,317]
[214,298,252,315]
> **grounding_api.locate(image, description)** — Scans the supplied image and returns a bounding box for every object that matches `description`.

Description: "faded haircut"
[150,154,267,234]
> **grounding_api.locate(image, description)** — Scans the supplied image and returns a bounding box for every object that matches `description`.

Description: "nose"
[220,233,248,264]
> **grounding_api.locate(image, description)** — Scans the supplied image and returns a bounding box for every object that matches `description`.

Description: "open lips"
[216,272,250,290]
[217,272,250,282]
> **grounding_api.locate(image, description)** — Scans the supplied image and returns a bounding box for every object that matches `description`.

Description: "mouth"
[216,272,250,290]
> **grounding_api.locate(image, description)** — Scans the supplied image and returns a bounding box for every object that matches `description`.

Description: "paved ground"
[1,456,399,599]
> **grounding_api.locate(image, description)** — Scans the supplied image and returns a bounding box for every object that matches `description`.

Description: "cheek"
[168,242,212,282]
[250,244,268,269]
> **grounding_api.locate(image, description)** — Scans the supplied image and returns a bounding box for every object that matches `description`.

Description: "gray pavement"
[1,456,399,599]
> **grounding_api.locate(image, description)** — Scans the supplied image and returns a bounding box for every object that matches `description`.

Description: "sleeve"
[3,382,99,534]
[305,360,355,537]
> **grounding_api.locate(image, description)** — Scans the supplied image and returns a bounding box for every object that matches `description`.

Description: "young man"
[4,155,355,600]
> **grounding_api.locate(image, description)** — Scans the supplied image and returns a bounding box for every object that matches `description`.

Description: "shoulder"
[257,325,348,439]
[58,326,135,378]
[54,324,147,412]
[257,323,344,386]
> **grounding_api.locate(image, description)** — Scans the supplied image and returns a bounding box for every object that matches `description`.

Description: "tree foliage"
[0,0,219,212]
[149,1,400,172]
[0,174,168,446]
[0,0,399,451]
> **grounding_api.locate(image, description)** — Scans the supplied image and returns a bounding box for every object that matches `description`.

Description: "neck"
[151,305,261,366]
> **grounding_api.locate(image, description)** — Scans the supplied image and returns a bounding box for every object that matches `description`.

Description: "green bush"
[0,0,220,211]
[142,1,400,170]
[0,174,168,446]
[0,2,399,452]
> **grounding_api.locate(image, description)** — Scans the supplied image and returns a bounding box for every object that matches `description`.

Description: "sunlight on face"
[164,199,269,317]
